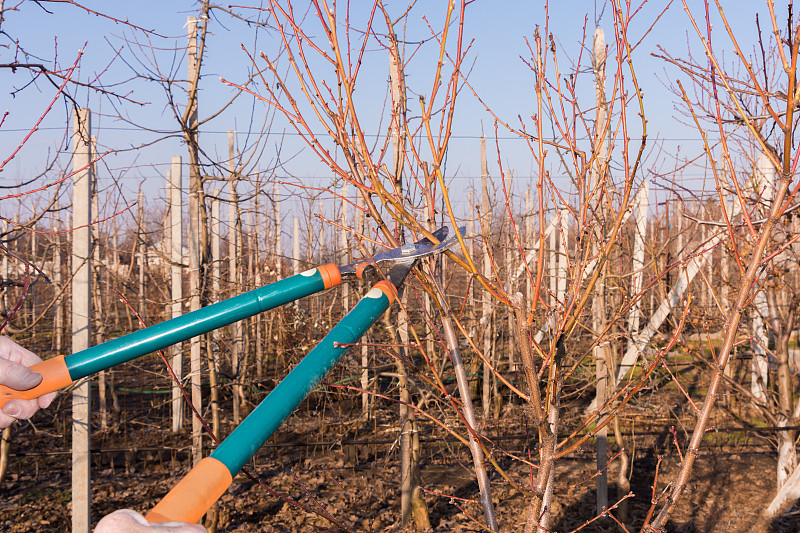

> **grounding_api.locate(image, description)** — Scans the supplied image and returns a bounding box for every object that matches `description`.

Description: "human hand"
[95,510,207,532]
[0,336,56,428]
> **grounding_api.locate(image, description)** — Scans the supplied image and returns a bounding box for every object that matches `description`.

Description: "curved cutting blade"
[340,226,465,278]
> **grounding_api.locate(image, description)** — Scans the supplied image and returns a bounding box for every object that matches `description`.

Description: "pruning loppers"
[0,224,463,524]
[0,226,460,408]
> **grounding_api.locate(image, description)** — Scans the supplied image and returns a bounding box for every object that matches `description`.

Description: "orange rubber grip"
[374,280,397,304]
[146,457,233,524]
[0,355,72,408]
[355,261,371,280]
[317,263,342,289]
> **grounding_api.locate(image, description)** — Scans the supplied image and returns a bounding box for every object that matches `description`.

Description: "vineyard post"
[591,26,609,515]
[168,159,184,433]
[357,194,369,418]
[210,188,221,436]
[135,187,144,323]
[71,107,93,533]
[253,191,264,379]
[340,180,349,311]
[186,15,204,465]
[292,216,300,316]
[228,139,242,425]
[53,211,63,354]
[480,136,492,418]
[273,180,283,371]
[94,171,107,430]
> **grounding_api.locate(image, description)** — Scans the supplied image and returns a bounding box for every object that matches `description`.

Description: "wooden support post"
[356,195,370,418]
[137,186,146,323]
[273,181,281,278]
[595,343,609,515]
[468,191,477,337]
[504,174,514,396]
[209,188,221,436]
[629,181,648,336]
[592,27,609,519]
[273,180,283,373]
[71,107,92,533]
[292,216,300,321]
[168,159,184,433]
[525,188,533,307]
[480,136,492,419]
[340,180,349,311]
[253,191,264,378]
[29,220,36,335]
[228,134,242,426]
[53,212,63,354]
[186,15,203,465]
[549,212,558,305]
[93,167,107,431]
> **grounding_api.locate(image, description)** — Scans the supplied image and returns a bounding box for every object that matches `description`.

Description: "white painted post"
[186,15,203,465]
[525,188,533,306]
[71,107,92,533]
[273,181,281,278]
[480,136,492,418]
[556,212,568,305]
[549,213,558,305]
[341,181,349,311]
[751,153,774,401]
[592,27,609,518]
[93,167,107,431]
[253,193,264,378]
[169,160,184,432]
[293,217,300,273]
[228,135,242,425]
[629,181,649,337]
[357,195,369,417]
[211,188,221,367]
[468,191,476,337]
[30,221,36,335]
[53,212,63,354]
[137,186,146,322]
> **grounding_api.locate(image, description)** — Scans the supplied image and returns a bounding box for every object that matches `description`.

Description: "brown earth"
[0,397,795,533]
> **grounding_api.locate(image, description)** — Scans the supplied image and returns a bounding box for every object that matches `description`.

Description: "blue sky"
[0,1,788,230]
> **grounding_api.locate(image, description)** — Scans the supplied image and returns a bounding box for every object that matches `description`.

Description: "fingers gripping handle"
[0,356,72,408]
[146,457,233,524]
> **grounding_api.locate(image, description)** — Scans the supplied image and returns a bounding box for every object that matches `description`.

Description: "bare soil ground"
[0,334,794,532]
[0,398,795,533]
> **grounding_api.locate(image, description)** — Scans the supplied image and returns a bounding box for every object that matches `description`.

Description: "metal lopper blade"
[340,225,465,280]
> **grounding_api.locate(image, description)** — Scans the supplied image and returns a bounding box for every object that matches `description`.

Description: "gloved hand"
[0,336,56,428]
[95,510,207,532]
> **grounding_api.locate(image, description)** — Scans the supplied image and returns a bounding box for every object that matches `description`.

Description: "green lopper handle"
[0,264,342,408]
[146,280,396,524]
